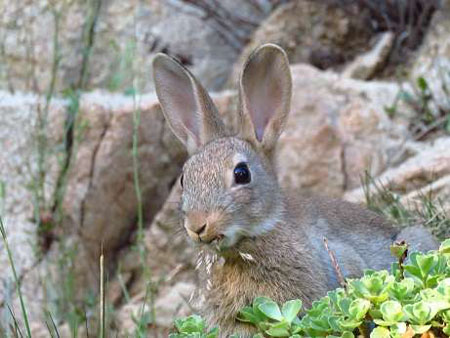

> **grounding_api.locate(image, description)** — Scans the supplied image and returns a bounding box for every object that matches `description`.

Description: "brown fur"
[152,44,438,337]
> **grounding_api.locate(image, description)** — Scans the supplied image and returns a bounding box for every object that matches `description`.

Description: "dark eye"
[180,174,184,188]
[234,162,251,185]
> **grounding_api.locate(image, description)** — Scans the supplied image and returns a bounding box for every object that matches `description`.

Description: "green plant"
[237,298,303,337]
[170,315,219,338]
[0,217,32,338]
[362,171,450,240]
[172,240,450,337]
[384,77,450,140]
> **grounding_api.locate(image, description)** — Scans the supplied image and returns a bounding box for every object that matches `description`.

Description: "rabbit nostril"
[195,223,207,235]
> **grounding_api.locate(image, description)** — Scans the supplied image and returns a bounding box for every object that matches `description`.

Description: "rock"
[115,248,195,334]
[277,64,409,196]
[411,1,450,112]
[344,137,450,237]
[59,91,187,292]
[154,282,195,327]
[227,0,372,87]
[0,91,65,323]
[112,184,198,332]
[345,138,450,202]
[343,32,395,80]
[0,0,276,93]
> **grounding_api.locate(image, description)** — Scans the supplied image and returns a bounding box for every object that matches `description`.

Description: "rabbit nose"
[185,211,209,236]
[193,223,207,235]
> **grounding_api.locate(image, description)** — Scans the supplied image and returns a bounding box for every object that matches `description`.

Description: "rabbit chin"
[216,218,279,251]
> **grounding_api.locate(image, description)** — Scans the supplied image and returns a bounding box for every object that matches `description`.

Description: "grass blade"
[99,246,105,338]
[0,218,32,338]
[46,311,60,338]
[7,304,24,338]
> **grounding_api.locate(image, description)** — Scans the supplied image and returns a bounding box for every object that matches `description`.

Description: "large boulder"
[411,0,450,112]
[0,0,275,93]
[277,64,410,196]
[342,32,395,80]
[227,0,372,87]
[345,137,450,239]
[113,185,197,336]
[0,91,65,323]
[61,92,186,289]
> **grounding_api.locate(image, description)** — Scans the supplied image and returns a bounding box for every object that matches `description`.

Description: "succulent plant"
[171,239,450,337]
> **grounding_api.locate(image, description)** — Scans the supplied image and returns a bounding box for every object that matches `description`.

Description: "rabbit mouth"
[201,233,224,245]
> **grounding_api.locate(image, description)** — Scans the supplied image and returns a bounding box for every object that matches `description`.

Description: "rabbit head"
[153,44,292,251]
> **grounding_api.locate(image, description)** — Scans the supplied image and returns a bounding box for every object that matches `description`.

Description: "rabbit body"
[152,44,437,337]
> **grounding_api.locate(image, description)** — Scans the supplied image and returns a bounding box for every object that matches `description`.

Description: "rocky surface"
[345,137,450,214]
[411,0,450,113]
[343,32,395,80]
[1,1,450,336]
[0,0,276,93]
[61,92,186,292]
[0,91,65,315]
[227,0,372,87]
[277,64,411,196]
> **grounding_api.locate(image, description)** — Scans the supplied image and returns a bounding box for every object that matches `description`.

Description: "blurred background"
[0,0,449,336]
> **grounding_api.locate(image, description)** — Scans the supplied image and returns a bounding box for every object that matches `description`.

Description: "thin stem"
[99,246,105,338]
[0,218,32,338]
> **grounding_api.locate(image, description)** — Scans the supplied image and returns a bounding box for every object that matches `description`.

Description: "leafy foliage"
[169,315,219,338]
[362,171,450,241]
[384,76,450,141]
[171,240,450,337]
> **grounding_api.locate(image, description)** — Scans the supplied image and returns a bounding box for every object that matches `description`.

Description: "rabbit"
[152,44,438,337]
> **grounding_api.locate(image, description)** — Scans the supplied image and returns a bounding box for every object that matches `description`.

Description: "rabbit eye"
[234,162,251,185]
[180,174,184,188]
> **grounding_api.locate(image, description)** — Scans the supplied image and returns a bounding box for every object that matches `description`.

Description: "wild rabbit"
[152,44,437,337]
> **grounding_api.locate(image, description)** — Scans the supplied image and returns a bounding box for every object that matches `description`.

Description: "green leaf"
[417,77,428,92]
[338,298,351,315]
[404,301,438,325]
[443,324,450,336]
[348,298,370,320]
[390,322,407,335]
[410,324,431,334]
[281,300,302,323]
[253,297,273,319]
[388,278,415,301]
[237,306,261,324]
[341,332,354,338]
[416,254,436,277]
[370,326,390,338]
[440,239,450,254]
[265,326,290,337]
[338,318,362,330]
[380,300,404,323]
[258,301,284,321]
[390,243,408,260]
[206,327,219,338]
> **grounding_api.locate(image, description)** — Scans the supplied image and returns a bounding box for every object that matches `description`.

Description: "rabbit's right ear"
[153,54,227,154]
[238,44,292,158]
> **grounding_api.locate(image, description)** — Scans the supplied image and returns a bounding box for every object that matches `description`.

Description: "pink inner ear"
[176,88,199,135]
[247,74,282,142]
[163,66,200,145]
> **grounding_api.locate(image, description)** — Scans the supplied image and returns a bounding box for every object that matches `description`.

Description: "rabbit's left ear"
[238,44,292,158]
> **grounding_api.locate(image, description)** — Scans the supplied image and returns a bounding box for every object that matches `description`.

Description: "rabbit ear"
[153,54,227,154]
[238,44,292,157]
